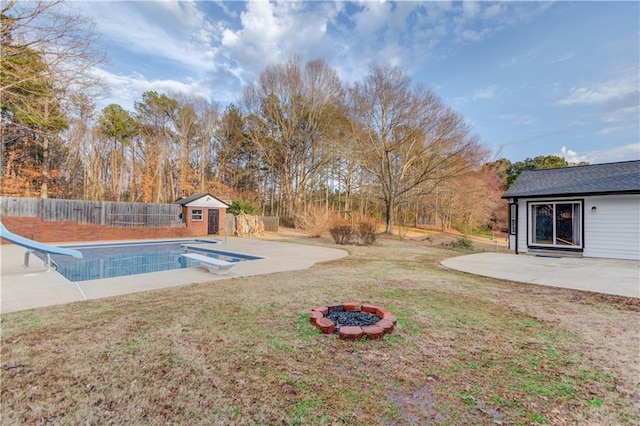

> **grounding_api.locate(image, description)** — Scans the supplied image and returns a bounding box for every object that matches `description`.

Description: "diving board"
[180,253,236,275]
[0,221,82,269]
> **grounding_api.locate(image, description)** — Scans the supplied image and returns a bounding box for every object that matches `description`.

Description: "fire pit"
[310,302,397,340]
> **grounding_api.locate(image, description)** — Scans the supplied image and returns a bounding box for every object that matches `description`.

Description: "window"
[529,201,582,248]
[191,209,203,221]
[509,204,517,235]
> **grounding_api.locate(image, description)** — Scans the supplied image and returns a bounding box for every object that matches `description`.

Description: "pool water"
[39,240,261,282]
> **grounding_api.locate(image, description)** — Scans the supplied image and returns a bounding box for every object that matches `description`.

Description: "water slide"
[0,221,83,268]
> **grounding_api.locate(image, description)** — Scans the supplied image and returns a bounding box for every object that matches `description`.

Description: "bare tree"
[96,104,137,201]
[242,56,347,218]
[170,94,219,198]
[1,0,105,198]
[134,92,178,203]
[348,63,486,234]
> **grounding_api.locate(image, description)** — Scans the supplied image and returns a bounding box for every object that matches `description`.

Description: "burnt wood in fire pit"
[326,311,379,333]
[310,303,396,340]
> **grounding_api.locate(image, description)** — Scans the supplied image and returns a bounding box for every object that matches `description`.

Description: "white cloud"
[558,80,638,105]
[70,1,215,72]
[547,52,575,64]
[558,144,640,164]
[493,114,536,127]
[352,1,391,36]
[462,1,481,19]
[92,68,211,111]
[472,85,498,100]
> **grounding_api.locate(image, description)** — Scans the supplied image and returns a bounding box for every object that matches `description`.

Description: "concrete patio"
[441,252,640,298]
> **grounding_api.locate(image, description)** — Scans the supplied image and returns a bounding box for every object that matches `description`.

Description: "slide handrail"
[0,221,83,259]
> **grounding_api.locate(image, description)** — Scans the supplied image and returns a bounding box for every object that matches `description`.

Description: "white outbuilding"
[502,160,639,260]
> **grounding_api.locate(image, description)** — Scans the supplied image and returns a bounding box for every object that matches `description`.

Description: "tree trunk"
[385,198,394,234]
[40,135,49,198]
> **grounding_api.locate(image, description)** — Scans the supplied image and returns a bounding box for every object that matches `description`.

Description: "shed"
[502,160,640,260]
[175,193,229,236]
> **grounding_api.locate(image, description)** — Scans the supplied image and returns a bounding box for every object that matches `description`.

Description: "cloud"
[558,79,638,106]
[91,68,212,111]
[558,144,640,164]
[472,85,498,100]
[70,1,216,72]
[495,114,535,126]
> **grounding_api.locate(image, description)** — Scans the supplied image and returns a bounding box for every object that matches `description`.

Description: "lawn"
[1,234,638,425]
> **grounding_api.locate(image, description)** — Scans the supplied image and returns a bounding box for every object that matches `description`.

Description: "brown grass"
[1,233,638,425]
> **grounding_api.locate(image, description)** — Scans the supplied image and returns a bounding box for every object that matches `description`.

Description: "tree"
[61,92,95,199]
[503,155,571,188]
[348,63,486,233]
[170,94,219,197]
[134,91,178,203]
[242,56,347,218]
[0,0,104,198]
[96,104,137,201]
[216,104,261,196]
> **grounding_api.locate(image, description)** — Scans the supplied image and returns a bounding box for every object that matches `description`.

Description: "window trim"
[191,209,203,221]
[527,200,583,249]
[509,203,517,235]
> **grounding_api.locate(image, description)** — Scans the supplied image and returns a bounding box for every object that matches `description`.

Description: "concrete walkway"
[0,237,348,314]
[441,252,640,298]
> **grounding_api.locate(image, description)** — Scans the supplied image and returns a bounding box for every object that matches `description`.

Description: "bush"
[228,199,258,216]
[455,235,474,250]
[295,205,332,238]
[357,221,377,246]
[330,225,354,245]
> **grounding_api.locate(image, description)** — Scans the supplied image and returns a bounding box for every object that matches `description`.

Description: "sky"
[64,0,639,165]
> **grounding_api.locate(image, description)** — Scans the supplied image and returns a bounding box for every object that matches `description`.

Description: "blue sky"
[68,1,639,164]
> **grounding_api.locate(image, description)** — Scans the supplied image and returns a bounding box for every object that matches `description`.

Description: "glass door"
[529,201,582,248]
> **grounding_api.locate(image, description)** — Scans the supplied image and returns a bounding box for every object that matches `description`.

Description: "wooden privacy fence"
[0,197,184,228]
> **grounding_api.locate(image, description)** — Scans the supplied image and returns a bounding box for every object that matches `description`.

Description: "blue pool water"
[39,240,261,282]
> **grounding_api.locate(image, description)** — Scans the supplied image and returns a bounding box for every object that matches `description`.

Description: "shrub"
[357,221,377,246]
[330,225,354,245]
[455,235,474,250]
[295,205,332,238]
[228,199,258,216]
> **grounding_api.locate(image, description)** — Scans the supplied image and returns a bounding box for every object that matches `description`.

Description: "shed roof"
[502,160,640,199]
[175,193,229,208]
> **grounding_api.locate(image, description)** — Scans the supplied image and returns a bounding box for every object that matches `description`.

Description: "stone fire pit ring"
[310,302,397,340]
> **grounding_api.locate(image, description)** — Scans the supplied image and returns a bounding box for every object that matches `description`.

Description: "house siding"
[511,194,639,260]
[516,199,528,254]
[583,195,640,260]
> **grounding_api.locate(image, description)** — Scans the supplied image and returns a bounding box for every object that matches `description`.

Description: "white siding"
[514,194,639,260]
[516,199,528,253]
[584,195,640,260]
[185,195,228,208]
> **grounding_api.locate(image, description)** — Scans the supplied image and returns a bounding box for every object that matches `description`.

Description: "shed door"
[207,209,219,235]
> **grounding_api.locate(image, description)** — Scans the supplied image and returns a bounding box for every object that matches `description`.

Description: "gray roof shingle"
[502,160,640,198]
[175,193,211,205]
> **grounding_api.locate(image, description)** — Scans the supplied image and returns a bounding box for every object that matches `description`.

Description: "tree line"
[2,1,572,234]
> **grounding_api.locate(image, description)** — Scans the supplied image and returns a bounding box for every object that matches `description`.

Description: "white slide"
[0,221,83,260]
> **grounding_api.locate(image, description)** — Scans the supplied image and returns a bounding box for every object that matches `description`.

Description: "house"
[502,160,640,260]
[175,193,229,236]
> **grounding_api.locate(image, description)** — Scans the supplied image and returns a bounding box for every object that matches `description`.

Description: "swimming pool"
[38,240,262,282]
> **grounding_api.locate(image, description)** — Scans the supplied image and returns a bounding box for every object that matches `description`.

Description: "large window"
[529,201,582,248]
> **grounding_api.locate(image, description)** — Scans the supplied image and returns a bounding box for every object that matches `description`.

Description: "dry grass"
[1,233,639,425]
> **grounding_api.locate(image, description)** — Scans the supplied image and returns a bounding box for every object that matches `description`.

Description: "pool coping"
[0,236,348,314]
